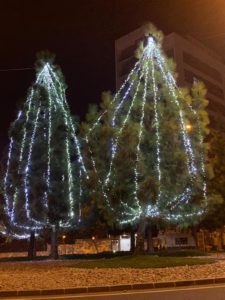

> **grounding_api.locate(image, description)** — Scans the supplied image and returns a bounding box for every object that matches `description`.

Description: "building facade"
[115,27,225,128]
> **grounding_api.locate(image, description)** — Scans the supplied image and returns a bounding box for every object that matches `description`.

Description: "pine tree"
[82,25,208,252]
[199,128,225,230]
[2,54,87,258]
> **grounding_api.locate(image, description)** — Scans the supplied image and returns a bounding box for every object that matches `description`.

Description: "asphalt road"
[7,284,225,300]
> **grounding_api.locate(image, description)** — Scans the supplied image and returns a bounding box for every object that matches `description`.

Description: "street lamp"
[185,124,192,132]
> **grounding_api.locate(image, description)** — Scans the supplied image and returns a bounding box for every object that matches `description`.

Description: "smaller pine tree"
[1,53,87,258]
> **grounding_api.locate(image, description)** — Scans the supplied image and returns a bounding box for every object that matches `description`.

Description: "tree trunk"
[146,224,154,254]
[92,238,98,253]
[219,226,223,251]
[134,218,146,254]
[130,229,136,253]
[191,226,198,248]
[50,225,59,260]
[28,230,36,259]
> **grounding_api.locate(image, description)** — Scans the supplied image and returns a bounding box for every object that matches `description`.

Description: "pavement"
[1,277,225,298]
[2,253,225,298]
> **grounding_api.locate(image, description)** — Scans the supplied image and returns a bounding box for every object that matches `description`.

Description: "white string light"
[2,62,86,238]
[84,34,207,225]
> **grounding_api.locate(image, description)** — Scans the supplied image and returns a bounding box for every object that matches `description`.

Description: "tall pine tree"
[82,24,209,252]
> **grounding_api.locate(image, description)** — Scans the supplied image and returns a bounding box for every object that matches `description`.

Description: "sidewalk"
[0,256,225,297]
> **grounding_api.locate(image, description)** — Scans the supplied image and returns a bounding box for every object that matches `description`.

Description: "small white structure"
[119,234,131,251]
[111,234,131,252]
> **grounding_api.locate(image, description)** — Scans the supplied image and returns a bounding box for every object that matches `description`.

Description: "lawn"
[72,255,215,269]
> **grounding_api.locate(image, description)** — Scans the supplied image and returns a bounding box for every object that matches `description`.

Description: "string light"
[151,50,162,203]
[85,34,207,225]
[2,62,86,238]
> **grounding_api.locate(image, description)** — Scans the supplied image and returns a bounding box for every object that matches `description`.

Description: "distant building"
[115,26,225,128]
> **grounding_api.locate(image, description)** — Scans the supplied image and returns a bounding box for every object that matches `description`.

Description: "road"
[6,284,225,300]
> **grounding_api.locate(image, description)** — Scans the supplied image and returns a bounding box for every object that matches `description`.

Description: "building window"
[175,237,188,245]
[166,48,174,59]
[207,98,225,115]
[119,56,137,77]
[118,38,143,62]
[183,52,222,83]
[119,45,137,62]
[184,69,224,99]
[134,37,144,48]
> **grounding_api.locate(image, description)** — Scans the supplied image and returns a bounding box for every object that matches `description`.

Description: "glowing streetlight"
[185,124,192,132]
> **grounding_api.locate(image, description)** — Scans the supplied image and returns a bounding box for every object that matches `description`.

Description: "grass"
[0,249,210,263]
[156,249,208,257]
[0,256,49,263]
[71,255,215,269]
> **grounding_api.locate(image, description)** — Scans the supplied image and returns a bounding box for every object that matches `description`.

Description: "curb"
[1,277,225,297]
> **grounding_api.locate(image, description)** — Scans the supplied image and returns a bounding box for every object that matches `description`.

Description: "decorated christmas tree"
[82,25,209,251]
[2,54,87,258]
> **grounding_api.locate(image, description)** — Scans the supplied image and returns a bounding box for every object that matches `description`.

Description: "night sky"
[0,0,225,149]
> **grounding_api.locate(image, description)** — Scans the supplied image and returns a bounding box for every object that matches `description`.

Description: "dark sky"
[1,0,225,149]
